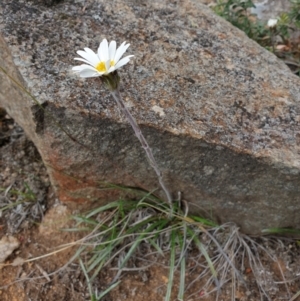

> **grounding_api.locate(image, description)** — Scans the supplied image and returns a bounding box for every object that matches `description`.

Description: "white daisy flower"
[72,39,134,78]
[267,18,278,28]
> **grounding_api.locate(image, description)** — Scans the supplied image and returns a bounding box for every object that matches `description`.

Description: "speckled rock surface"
[1,0,300,234]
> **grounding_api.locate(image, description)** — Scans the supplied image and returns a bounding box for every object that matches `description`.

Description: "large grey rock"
[1,0,300,234]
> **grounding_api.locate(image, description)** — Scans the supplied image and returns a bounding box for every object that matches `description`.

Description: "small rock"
[0,235,20,265]
[39,204,69,235]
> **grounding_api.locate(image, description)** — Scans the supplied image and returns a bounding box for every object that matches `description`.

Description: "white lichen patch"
[151,105,165,117]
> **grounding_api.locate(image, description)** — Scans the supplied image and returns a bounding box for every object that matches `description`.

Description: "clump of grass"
[0,182,36,210]
[0,182,45,232]
[288,0,300,29]
[212,0,260,39]
[66,192,221,300]
[65,189,292,301]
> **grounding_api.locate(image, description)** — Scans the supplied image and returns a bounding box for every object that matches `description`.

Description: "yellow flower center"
[95,61,107,73]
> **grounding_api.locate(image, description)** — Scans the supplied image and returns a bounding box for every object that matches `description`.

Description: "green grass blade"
[262,227,300,235]
[147,237,164,256]
[79,258,93,298]
[85,201,127,219]
[120,220,166,269]
[165,229,176,301]
[88,227,120,277]
[72,215,100,226]
[87,249,108,274]
[89,250,111,282]
[67,244,87,266]
[125,216,161,235]
[95,280,121,300]
[189,215,218,227]
[187,227,218,280]
[178,223,186,301]
[178,253,186,301]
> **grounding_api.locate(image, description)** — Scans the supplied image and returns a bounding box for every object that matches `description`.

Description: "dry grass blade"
[289,290,300,301]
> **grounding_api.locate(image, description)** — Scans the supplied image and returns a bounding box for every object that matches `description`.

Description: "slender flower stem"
[110,88,173,206]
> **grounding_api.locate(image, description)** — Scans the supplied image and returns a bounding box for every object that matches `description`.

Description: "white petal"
[104,60,111,74]
[77,49,99,66]
[72,66,85,72]
[72,65,98,78]
[108,66,115,73]
[84,47,100,63]
[72,64,97,72]
[114,42,130,64]
[74,57,93,65]
[72,64,99,77]
[72,66,82,73]
[114,55,133,69]
[267,18,278,28]
[79,69,100,78]
[98,39,109,62]
[108,41,117,61]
